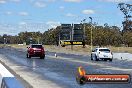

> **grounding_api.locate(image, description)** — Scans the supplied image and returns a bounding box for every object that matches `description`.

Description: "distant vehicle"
[91,48,113,61]
[27,44,45,59]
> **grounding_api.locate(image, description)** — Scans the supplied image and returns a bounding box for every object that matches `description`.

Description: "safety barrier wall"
[0,63,24,88]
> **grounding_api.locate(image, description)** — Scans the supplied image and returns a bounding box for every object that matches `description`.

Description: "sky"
[0,0,131,35]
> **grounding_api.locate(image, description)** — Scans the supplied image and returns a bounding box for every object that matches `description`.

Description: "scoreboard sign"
[61,41,84,45]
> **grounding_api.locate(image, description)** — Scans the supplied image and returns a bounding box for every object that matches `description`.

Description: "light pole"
[71,23,74,50]
[37,37,40,44]
[59,32,60,46]
[81,19,86,48]
[4,38,6,44]
[30,38,32,44]
[89,17,93,52]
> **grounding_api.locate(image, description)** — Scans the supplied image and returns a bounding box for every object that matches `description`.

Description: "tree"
[123,32,132,47]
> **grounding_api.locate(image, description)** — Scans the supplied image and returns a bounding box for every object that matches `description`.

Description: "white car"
[91,48,113,61]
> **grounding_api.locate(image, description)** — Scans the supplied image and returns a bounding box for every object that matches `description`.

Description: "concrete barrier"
[0,63,24,88]
[1,77,24,88]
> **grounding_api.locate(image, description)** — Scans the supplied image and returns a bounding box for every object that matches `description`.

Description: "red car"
[27,44,45,59]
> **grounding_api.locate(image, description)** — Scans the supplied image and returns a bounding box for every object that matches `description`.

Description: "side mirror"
[27,47,30,48]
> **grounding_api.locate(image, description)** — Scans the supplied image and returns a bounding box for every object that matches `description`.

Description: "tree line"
[0,23,132,47]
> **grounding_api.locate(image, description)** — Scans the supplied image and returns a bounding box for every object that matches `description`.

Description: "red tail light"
[30,48,34,53]
[41,49,44,52]
[41,48,44,52]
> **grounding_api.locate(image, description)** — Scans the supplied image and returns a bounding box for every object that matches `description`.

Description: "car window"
[99,49,110,53]
[31,45,43,48]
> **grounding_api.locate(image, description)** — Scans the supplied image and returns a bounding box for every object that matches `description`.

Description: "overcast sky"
[0,0,131,35]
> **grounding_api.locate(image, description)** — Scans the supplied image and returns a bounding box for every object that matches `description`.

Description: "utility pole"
[83,19,86,39]
[71,23,74,50]
[81,19,86,48]
[59,32,60,46]
[89,17,93,52]
[30,38,32,44]
[4,38,6,45]
[38,37,40,44]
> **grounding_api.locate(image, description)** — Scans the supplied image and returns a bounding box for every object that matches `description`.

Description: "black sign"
[74,24,83,29]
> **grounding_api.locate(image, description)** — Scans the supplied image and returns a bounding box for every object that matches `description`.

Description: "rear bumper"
[30,54,45,57]
[29,52,45,57]
[99,58,113,60]
[98,55,113,59]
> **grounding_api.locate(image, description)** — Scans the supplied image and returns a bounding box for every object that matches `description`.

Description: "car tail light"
[30,48,34,52]
[41,48,44,52]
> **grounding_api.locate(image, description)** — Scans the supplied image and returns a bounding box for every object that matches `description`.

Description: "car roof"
[31,44,42,45]
[30,44,43,46]
[95,48,109,50]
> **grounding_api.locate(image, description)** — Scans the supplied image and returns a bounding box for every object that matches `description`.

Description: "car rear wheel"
[109,59,112,62]
[27,53,31,58]
[26,54,28,58]
[104,59,107,61]
[91,54,93,60]
[95,55,99,61]
[40,55,45,59]
[40,56,44,59]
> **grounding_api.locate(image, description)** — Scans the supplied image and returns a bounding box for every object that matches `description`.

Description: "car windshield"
[99,49,110,53]
[31,45,42,48]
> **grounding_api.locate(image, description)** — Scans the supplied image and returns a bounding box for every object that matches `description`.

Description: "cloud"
[97,0,131,3]
[34,1,47,8]
[0,24,18,35]
[59,6,65,10]
[64,0,82,3]
[18,22,50,32]
[0,0,21,4]
[5,11,13,15]
[45,0,56,2]
[82,9,95,15]
[0,22,50,35]
[10,0,21,2]
[19,22,27,25]
[66,13,76,17]
[19,12,29,16]
[0,0,6,4]
[46,21,60,28]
